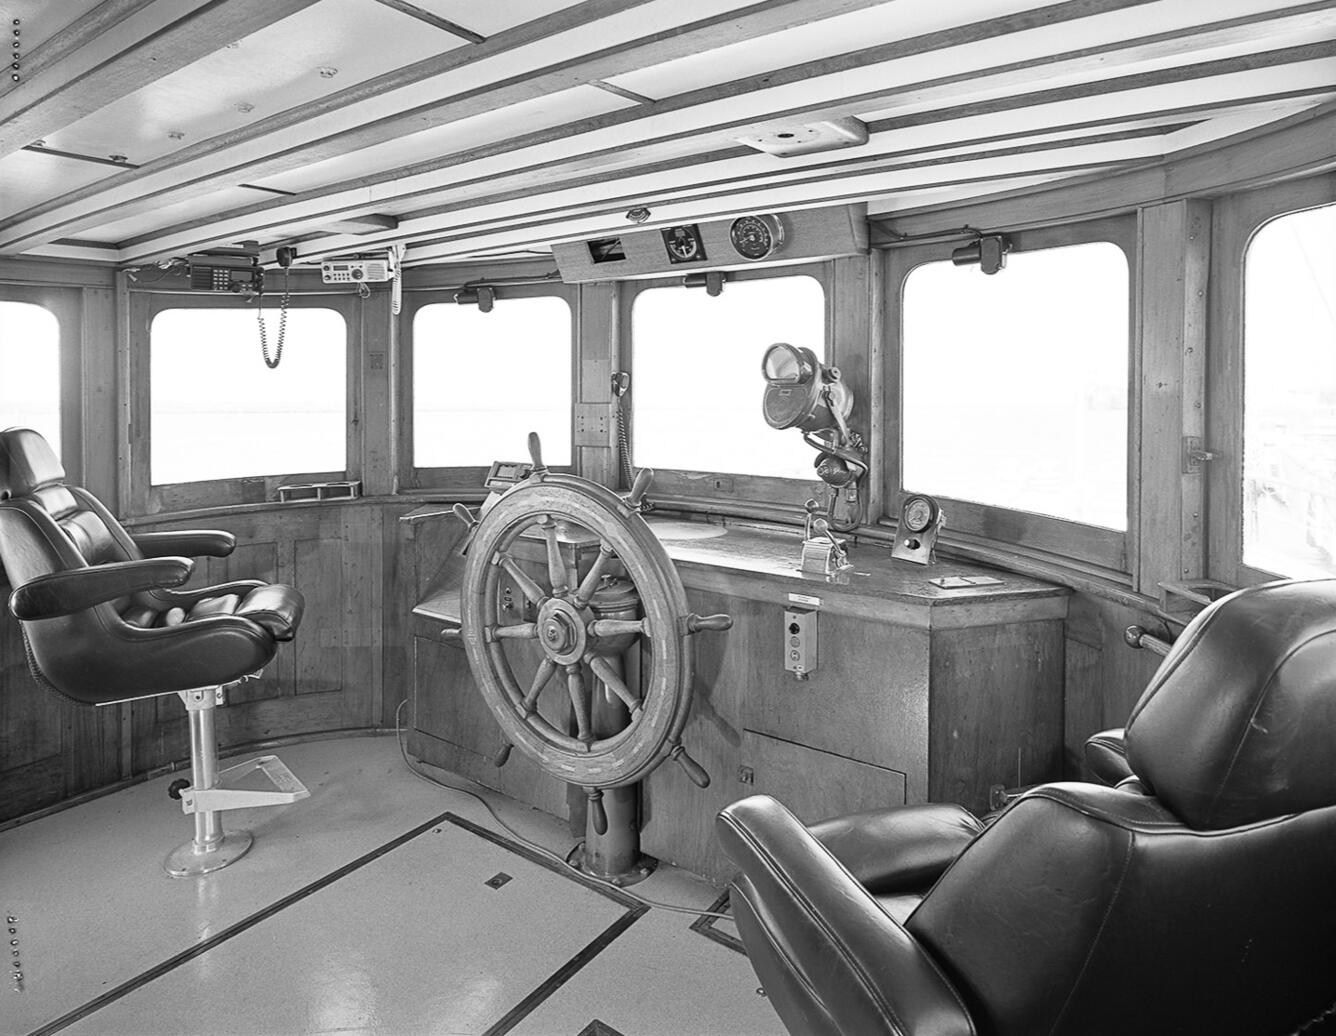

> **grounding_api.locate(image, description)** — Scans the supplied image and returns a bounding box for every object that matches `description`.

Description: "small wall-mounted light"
[626,206,651,223]
[454,285,494,312]
[682,271,726,296]
[951,234,1011,275]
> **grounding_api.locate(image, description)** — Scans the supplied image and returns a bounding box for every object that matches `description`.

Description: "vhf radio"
[187,241,263,294]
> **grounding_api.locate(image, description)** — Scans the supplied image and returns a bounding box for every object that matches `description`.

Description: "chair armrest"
[131,530,235,558]
[718,795,976,1036]
[10,558,194,620]
[809,803,983,895]
[1084,727,1133,785]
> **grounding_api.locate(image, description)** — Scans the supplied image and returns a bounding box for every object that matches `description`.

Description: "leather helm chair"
[0,427,308,877]
[717,578,1336,1036]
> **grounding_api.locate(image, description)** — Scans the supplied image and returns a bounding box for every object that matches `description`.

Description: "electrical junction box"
[321,258,392,284]
[783,608,817,679]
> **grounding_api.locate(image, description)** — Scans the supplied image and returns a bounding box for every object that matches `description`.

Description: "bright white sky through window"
[0,301,61,459]
[1244,204,1336,578]
[151,308,346,484]
[633,276,826,480]
[902,243,1129,530]
[413,297,573,467]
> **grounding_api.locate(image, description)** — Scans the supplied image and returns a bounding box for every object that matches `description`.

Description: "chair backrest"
[905,579,1336,1035]
[0,426,142,586]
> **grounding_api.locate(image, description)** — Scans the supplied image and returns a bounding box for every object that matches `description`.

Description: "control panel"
[783,608,817,679]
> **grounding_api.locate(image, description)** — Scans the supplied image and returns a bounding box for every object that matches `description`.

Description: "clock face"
[730,214,783,261]
[903,496,935,533]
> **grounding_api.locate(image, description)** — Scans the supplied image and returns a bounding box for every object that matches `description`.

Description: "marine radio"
[320,257,392,283]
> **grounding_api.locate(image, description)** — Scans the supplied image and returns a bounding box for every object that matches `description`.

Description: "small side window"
[150,307,347,485]
[1242,202,1336,578]
[0,301,61,457]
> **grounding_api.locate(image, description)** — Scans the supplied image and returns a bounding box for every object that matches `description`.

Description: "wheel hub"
[536,598,588,665]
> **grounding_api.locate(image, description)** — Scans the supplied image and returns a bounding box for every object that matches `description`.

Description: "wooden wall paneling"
[380,501,425,729]
[743,612,931,792]
[358,289,394,496]
[1137,198,1212,593]
[640,588,754,884]
[410,636,571,820]
[1062,591,1167,778]
[744,732,907,826]
[78,286,117,503]
[928,619,1064,812]
[577,281,616,489]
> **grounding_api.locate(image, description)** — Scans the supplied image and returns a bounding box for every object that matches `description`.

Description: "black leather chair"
[0,427,308,876]
[718,578,1336,1035]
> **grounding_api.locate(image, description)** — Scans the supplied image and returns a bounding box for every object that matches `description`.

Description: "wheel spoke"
[588,654,642,714]
[520,658,558,718]
[497,552,548,606]
[565,663,593,747]
[588,618,647,638]
[488,622,537,641]
[539,517,569,596]
[571,545,615,608]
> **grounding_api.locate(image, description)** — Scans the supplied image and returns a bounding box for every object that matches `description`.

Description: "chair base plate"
[164,830,254,878]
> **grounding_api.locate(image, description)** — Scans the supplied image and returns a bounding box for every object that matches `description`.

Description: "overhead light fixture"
[626,206,651,223]
[951,234,1011,275]
[736,116,868,158]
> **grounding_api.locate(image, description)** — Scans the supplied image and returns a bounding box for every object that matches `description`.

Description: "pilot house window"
[1243,202,1336,578]
[631,275,826,480]
[901,242,1129,531]
[0,301,61,458]
[149,308,347,485]
[413,296,573,468]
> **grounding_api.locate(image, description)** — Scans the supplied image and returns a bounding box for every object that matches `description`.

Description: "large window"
[901,242,1129,531]
[1242,202,1336,578]
[150,308,347,484]
[632,275,826,479]
[413,296,572,468]
[0,301,61,458]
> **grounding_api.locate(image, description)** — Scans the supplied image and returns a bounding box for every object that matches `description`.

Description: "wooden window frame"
[1207,175,1336,587]
[398,280,578,494]
[127,291,360,515]
[883,215,1137,579]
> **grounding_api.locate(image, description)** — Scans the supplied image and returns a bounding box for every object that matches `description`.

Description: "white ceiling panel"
[0,150,120,215]
[250,86,636,196]
[86,187,271,246]
[40,0,465,166]
[607,0,1074,99]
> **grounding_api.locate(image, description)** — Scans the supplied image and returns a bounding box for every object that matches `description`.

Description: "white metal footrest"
[180,755,310,814]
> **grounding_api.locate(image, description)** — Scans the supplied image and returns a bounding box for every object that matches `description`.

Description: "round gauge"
[902,496,936,533]
[730,214,784,261]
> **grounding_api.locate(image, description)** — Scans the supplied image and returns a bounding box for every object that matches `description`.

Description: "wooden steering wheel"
[456,435,729,828]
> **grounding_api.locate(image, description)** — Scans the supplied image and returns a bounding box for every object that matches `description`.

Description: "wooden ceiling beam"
[0,0,324,158]
[111,38,1336,264]
[0,0,887,250]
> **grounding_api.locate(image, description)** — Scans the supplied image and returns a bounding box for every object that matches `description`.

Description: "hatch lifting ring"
[449,434,730,881]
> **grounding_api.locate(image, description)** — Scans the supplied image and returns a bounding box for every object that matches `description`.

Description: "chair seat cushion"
[121,584,303,641]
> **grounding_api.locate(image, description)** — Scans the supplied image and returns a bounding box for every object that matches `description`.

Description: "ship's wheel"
[455,435,730,835]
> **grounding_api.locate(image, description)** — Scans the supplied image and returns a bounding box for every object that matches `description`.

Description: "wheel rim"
[460,473,694,788]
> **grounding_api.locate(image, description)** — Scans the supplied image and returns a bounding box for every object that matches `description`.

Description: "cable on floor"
[394,701,732,921]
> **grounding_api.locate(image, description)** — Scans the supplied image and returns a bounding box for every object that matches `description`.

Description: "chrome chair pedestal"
[164,686,309,878]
